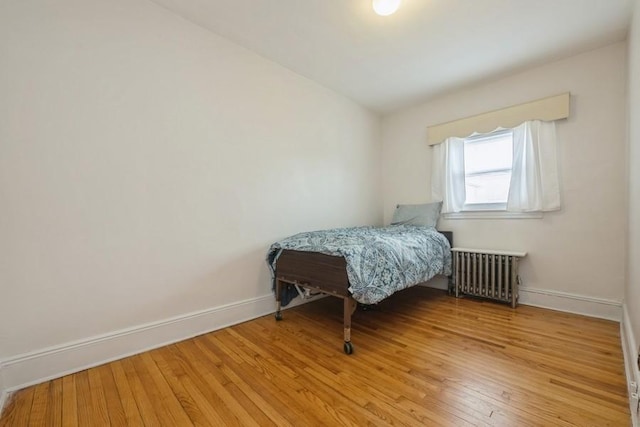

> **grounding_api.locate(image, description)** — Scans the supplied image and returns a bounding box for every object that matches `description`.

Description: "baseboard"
[419,276,449,291]
[518,286,622,321]
[0,292,317,393]
[0,365,8,418]
[622,303,640,426]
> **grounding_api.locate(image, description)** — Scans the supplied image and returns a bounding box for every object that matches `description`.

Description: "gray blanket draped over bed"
[267,225,452,306]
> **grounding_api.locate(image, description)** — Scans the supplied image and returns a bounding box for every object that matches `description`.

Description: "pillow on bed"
[391,201,442,227]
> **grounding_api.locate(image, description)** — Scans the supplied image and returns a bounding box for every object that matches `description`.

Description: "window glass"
[464,131,513,206]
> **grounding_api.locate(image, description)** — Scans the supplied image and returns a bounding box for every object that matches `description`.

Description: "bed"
[267,211,452,354]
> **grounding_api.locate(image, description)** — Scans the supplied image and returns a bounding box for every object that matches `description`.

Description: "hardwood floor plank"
[170,340,263,427]
[28,381,50,426]
[86,368,111,426]
[152,347,229,426]
[61,375,78,427]
[95,364,126,426]
[382,332,612,422]
[74,371,96,426]
[129,353,193,426]
[248,314,498,426]
[365,298,626,420]
[120,358,163,426]
[233,328,388,426]
[189,340,294,427]
[109,361,144,426]
[45,378,63,427]
[0,288,631,426]
[243,321,416,424]
[199,335,329,426]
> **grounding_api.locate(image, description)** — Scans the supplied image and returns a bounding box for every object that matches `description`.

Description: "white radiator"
[452,248,527,308]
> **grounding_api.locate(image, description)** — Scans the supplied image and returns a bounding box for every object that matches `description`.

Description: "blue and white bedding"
[267,225,451,305]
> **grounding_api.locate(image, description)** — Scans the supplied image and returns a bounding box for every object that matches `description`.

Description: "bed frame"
[274,231,453,354]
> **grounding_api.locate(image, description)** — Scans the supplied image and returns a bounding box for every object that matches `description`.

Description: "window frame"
[461,128,514,212]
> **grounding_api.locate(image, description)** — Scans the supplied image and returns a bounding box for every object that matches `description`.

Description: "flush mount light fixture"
[372,0,402,16]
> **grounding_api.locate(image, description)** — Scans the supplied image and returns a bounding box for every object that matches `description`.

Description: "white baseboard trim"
[0,292,318,394]
[0,365,8,418]
[622,303,640,426]
[518,286,622,321]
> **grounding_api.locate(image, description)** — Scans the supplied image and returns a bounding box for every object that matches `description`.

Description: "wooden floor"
[0,287,631,426]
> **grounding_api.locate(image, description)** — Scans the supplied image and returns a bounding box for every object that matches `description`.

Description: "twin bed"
[267,203,452,354]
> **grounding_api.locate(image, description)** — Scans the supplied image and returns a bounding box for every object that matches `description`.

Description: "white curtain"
[431,136,466,213]
[507,120,560,212]
[431,120,560,213]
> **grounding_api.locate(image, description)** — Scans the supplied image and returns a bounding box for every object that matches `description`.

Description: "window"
[431,120,560,217]
[463,130,513,211]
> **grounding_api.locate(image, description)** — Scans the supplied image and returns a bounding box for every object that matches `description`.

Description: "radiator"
[452,248,527,308]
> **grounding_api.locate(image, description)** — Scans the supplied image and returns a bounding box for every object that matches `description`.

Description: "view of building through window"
[463,130,513,207]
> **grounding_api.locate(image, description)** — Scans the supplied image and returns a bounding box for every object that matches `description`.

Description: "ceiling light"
[372,0,401,16]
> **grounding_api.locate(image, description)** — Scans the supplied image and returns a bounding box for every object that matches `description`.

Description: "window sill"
[443,210,543,220]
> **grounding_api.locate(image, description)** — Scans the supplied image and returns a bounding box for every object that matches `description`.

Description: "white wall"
[0,0,381,374]
[626,0,640,390]
[382,43,628,314]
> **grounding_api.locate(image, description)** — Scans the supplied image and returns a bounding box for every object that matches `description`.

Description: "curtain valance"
[427,93,570,146]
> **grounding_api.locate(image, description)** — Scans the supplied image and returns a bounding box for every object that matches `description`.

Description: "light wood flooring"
[0,287,631,426]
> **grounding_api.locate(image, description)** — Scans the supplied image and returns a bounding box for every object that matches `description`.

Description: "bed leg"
[275,279,283,321]
[343,297,356,354]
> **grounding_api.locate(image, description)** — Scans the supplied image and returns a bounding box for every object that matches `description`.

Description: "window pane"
[465,171,512,204]
[464,131,513,206]
[464,133,512,174]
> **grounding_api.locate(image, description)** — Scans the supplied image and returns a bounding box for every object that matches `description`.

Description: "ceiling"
[150,0,633,114]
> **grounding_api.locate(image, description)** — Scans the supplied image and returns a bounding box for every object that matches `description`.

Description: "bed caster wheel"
[275,311,283,321]
[343,341,353,355]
